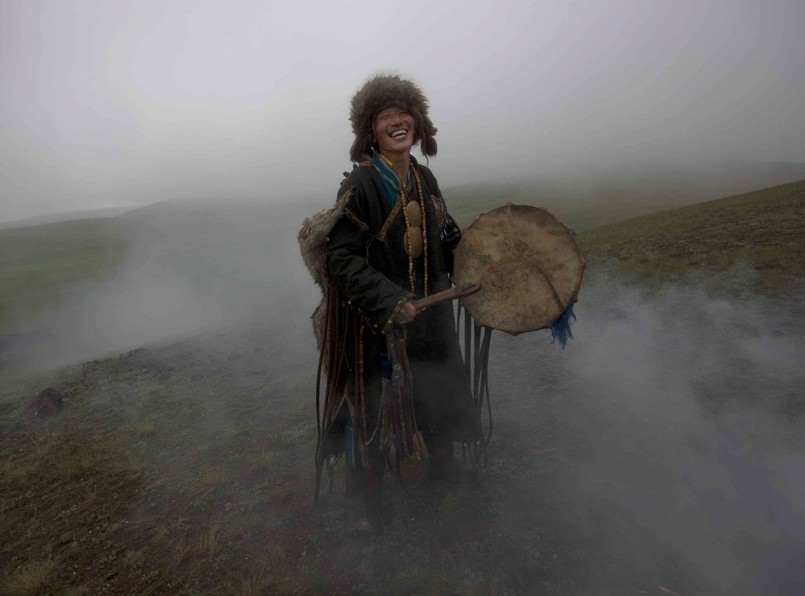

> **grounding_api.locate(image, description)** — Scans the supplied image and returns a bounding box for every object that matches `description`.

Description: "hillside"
[0,218,129,335]
[0,199,313,369]
[0,206,137,231]
[446,160,805,231]
[2,175,804,359]
[577,179,805,296]
[2,180,804,593]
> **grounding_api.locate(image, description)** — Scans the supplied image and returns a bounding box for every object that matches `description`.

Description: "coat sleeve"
[326,187,410,330]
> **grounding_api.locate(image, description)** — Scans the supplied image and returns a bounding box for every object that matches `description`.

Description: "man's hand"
[393,301,419,325]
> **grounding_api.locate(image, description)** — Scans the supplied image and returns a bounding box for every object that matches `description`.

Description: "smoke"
[487,280,805,592]
[3,194,804,592]
[3,198,321,371]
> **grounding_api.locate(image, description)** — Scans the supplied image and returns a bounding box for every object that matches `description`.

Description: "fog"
[3,1,804,584]
[3,0,805,223]
[487,281,805,591]
[1,199,318,369]
[3,192,804,591]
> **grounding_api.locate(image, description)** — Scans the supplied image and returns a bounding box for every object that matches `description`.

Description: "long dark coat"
[324,157,475,457]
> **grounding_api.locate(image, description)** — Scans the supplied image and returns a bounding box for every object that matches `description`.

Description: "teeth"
[391,130,407,138]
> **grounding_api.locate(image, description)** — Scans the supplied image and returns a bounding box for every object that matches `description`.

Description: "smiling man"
[310,74,475,534]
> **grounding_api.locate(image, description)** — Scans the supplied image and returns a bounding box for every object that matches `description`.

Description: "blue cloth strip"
[371,153,402,208]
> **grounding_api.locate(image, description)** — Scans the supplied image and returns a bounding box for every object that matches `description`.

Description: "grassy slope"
[5,179,797,335]
[446,177,640,231]
[0,219,128,334]
[577,179,805,296]
[446,160,805,231]
[0,331,320,594]
[1,179,804,592]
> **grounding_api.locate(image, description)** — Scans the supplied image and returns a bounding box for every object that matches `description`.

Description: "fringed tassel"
[314,285,364,504]
[458,305,492,474]
[314,285,343,504]
[550,302,576,348]
[367,326,427,462]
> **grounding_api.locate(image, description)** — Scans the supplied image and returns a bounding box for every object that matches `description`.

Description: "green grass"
[2,176,801,338]
[0,218,129,334]
[0,331,318,594]
[447,180,584,230]
[0,320,524,593]
[577,179,805,296]
[447,177,805,297]
[445,177,699,232]
[0,179,803,592]
[0,560,56,596]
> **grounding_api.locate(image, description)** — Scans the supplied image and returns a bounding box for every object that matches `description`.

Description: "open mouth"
[390,129,408,139]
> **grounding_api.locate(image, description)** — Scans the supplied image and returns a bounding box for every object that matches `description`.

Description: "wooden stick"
[411,282,481,311]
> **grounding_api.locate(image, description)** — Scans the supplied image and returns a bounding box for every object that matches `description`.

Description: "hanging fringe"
[366,326,428,463]
[314,285,343,504]
[315,285,434,503]
[457,304,493,474]
[550,302,576,349]
[314,284,369,505]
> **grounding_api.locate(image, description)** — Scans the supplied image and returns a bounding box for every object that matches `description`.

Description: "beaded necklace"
[401,165,428,297]
[376,153,428,297]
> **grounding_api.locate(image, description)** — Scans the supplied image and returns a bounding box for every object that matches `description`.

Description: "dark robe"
[324,157,475,459]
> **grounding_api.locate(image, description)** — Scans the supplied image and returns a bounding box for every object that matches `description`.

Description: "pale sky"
[2,0,804,222]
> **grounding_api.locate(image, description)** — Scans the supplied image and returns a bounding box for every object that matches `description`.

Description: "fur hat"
[349,74,438,162]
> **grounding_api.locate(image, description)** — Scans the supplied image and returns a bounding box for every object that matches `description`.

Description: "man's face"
[373,106,416,158]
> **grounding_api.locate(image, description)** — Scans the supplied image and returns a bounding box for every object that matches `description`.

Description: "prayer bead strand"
[411,165,428,297]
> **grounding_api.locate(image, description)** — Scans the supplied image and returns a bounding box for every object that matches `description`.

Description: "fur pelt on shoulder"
[297,189,353,350]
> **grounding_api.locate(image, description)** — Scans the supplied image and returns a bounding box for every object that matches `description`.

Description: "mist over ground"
[2,198,319,370]
[4,195,804,591]
[3,1,804,589]
[486,280,805,592]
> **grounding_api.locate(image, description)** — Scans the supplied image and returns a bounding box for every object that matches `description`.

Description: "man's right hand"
[393,301,419,325]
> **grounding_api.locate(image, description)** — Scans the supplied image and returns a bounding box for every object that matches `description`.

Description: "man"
[304,74,476,534]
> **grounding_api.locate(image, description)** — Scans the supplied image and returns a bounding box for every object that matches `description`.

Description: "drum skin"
[452,203,585,336]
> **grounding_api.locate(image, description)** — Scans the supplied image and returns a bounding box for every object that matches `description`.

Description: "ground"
[2,276,805,595]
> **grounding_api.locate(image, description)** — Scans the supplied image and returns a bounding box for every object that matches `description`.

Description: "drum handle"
[411,282,481,311]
